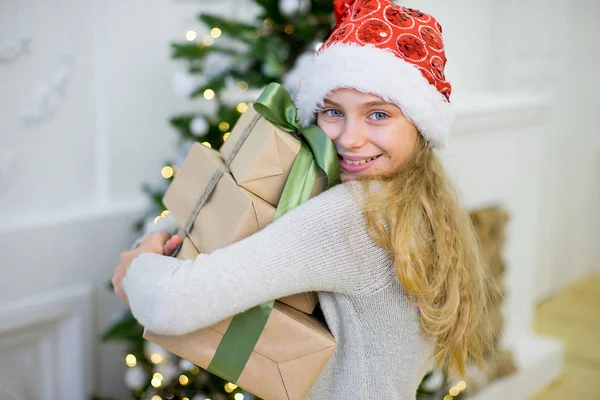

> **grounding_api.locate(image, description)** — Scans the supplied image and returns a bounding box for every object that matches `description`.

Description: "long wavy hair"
[359,135,501,377]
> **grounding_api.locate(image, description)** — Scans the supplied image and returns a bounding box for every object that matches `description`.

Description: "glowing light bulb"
[449,386,460,396]
[150,353,163,364]
[151,396,162,400]
[202,36,214,46]
[151,377,162,388]
[161,210,170,217]
[457,381,467,390]
[236,102,248,113]
[203,89,215,100]
[201,142,212,148]
[161,166,174,179]
[153,372,163,381]
[315,42,323,51]
[218,122,230,132]
[125,354,136,367]
[285,25,295,34]
[223,132,231,142]
[185,30,197,41]
[179,375,189,385]
[210,27,222,38]
[237,81,248,92]
[234,393,244,400]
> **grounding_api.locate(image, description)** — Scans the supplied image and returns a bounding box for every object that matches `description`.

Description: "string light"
[449,386,460,396]
[151,377,162,388]
[151,396,162,400]
[236,102,248,113]
[224,382,237,392]
[179,375,190,385]
[161,210,170,218]
[125,354,136,367]
[210,27,222,38]
[161,166,174,179]
[263,18,274,28]
[237,81,249,91]
[223,132,231,142]
[202,36,214,46]
[201,142,212,148]
[285,25,295,34]
[218,122,230,132]
[203,89,215,100]
[150,353,163,364]
[182,398,190,400]
[443,396,452,400]
[154,215,161,224]
[457,381,467,390]
[234,393,244,400]
[153,373,164,381]
[185,30,197,41]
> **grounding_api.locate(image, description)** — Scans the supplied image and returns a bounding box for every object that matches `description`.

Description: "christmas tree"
[99,1,466,398]
[100,1,334,399]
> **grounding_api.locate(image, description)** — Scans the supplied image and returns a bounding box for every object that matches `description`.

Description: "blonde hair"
[360,136,501,377]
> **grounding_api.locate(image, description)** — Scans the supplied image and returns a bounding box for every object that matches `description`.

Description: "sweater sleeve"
[122,182,392,335]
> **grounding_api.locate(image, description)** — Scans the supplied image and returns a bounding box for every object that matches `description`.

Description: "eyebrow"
[322,98,397,110]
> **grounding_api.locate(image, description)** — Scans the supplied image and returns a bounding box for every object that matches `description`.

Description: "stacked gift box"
[143,84,339,400]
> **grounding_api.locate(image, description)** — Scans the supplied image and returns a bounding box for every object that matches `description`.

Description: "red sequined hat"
[295,0,454,148]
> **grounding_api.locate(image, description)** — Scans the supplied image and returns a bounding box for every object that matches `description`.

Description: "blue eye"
[370,112,388,121]
[324,109,343,118]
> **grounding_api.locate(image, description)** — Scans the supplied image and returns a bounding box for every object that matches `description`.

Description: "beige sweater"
[123,182,434,399]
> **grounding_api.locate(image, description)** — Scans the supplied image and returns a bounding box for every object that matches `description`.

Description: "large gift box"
[143,300,335,400]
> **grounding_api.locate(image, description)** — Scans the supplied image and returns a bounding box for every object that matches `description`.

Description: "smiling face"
[316,88,419,182]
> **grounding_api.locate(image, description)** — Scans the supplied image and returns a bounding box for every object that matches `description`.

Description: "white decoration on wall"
[21,0,75,124]
[0,0,32,62]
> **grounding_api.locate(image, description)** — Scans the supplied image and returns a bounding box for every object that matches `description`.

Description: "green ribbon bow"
[206,82,340,383]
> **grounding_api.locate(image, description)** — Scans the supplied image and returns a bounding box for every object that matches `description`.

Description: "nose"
[337,120,367,150]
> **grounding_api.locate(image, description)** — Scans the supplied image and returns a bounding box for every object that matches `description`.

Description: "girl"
[112,1,499,398]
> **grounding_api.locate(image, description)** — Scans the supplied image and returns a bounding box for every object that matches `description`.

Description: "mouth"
[339,154,382,173]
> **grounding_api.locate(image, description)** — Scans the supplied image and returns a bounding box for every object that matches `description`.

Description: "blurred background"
[0,0,599,399]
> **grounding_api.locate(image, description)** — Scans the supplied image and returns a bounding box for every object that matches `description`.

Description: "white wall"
[0,0,598,398]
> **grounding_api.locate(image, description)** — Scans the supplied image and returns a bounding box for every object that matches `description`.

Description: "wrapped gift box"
[143,300,335,400]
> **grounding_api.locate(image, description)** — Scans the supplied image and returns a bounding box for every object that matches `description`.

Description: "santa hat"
[295,0,454,149]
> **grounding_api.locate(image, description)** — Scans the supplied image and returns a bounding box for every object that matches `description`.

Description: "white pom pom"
[190,116,209,136]
[279,0,310,18]
[179,359,196,371]
[124,366,147,390]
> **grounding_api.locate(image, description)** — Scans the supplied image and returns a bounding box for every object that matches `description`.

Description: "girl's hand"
[112,232,178,303]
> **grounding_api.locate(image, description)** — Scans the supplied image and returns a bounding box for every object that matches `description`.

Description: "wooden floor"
[530,275,600,400]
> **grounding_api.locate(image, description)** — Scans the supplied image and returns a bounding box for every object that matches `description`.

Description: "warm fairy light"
[218,122,230,132]
[154,215,161,224]
[201,141,212,148]
[237,81,248,91]
[236,102,248,113]
[161,210,170,218]
[285,25,295,34]
[151,377,162,388]
[185,30,197,41]
[315,42,323,51]
[151,396,162,400]
[203,89,215,100]
[153,372,164,381]
[150,353,163,364]
[222,132,231,142]
[179,375,190,385]
[165,394,174,400]
[443,396,452,400]
[457,381,467,390]
[225,382,237,392]
[449,386,460,396]
[234,393,244,400]
[263,18,273,28]
[161,166,174,179]
[182,398,189,400]
[210,27,222,38]
[202,36,214,46]
[125,354,136,367]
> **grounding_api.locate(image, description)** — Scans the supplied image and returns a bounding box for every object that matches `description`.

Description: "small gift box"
[143,300,335,400]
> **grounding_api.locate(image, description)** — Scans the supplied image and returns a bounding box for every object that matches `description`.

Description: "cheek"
[316,118,339,142]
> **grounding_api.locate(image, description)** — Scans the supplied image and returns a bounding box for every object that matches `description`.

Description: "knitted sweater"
[123,182,434,399]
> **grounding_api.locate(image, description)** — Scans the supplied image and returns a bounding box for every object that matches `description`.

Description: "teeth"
[343,155,378,165]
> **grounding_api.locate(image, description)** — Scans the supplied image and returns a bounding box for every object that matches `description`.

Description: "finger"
[164,235,183,256]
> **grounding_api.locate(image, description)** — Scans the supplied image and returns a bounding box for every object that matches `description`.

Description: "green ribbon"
[206,83,340,383]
